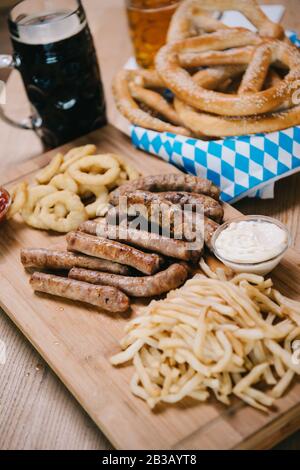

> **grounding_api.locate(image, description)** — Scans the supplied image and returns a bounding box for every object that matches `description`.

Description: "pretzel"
[174,66,300,137]
[179,46,255,68]
[156,29,300,116]
[113,69,191,136]
[117,66,243,136]
[175,101,300,137]
[129,82,182,127]
[113,0,300,138]
[167,0,284,43]
[238,42,273,94]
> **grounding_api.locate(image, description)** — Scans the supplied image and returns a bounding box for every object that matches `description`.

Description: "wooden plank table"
[0,0,299,450]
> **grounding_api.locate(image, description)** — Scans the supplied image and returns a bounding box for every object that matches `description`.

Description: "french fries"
[8,146,140,232]
[111,260,300,412]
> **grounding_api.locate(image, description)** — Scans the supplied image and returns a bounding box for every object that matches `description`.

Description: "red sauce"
[0,187,11,223]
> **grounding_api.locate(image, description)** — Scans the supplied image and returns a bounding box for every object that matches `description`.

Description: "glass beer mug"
[126,0,181,69]
[0,0,107,148]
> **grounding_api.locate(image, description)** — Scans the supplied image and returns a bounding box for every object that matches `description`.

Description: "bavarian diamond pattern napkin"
[131,32,300,204]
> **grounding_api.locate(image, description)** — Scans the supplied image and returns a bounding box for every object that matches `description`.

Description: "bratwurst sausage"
[66,231,164,275]
[111,189,223,223]
[109,174,220,205]
[114,191,201,243]
[79,220,202,263]
[30,272,130,313]
[106,206,218,249]
[204,217,219,249]
[69,263,188,298]
[78,219,100,236]
[21,248,132,275]
[159,192,224,223]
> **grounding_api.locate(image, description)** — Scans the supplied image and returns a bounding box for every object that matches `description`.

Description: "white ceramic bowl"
[211,215,292,276]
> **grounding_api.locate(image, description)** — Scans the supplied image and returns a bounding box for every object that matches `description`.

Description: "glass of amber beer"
[126,0,181,69]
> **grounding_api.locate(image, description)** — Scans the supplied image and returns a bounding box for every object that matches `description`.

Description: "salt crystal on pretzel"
[174,66,300,137]
[179,46,255,68]
[238,43,273,94]
[129,81,183,127]
[156,30,300,117]
[112,0,300,137]
[113,69,191,136]
[175,101,300,137]
[167,0,284,43]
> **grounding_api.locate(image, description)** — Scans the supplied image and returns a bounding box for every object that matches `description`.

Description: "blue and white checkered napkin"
[131,31,300,204]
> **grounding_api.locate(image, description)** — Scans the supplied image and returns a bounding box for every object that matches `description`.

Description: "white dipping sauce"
[215,220,288,274]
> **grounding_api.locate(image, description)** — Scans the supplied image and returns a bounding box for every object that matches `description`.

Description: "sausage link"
[66,231,164,275]
[79,212,218,252]
[159,192,224,222]
[21,248,132,275]
[205,217,219,249]
[115,191,198,243]
[30,272,130,313]
[69,263,189,298]
[109,174,220,205]
[112,189,223,223]
[106,206,218,249]
[78,220,98,236]
[79,220,202,263]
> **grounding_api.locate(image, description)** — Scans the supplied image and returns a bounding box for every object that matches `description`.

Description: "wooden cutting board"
[0,124,300,450]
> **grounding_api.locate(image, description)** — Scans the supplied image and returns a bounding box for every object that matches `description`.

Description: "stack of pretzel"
[113,0,300,138]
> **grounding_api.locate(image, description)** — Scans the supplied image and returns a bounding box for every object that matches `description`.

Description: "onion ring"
[50,174,78,193]
[54,203,68,219]
[61,145,97,172]
[21,185,56,230]
[68,155,121,187]
[109,153,141,186]
[38,190,87,233]
[80,185,109,219]
[35,153,63,184]
[7,182,28,219]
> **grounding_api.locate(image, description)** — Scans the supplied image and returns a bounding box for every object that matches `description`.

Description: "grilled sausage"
[66,231,164,275]
[204,217,219,249]
[30,272,130,313]
[115,191,198,242]
[69,263,189,298]
[106,206,218,249]
[159,192,224,222]
[79,220,202,263]
[21,248,132,275]
[78,220,99,236]
[111,189,223,223]
[109,174,220,205]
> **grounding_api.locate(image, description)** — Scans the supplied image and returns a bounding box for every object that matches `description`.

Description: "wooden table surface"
[0,0,299,450]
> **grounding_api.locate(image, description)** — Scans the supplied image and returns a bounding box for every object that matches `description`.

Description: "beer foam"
[13,10,86,45]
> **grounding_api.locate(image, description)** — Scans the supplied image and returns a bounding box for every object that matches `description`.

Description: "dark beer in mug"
[8,2,106,147]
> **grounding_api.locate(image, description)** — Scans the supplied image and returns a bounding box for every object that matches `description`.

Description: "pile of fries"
[111,260,300,411]
[7,145,139,233]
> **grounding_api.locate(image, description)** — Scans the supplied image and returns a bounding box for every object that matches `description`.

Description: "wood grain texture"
[0,125,300,450]
[0,313,112,450]
[0,0,299,451]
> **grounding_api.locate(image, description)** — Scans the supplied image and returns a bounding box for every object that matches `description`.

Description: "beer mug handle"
[0,54,41,130]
